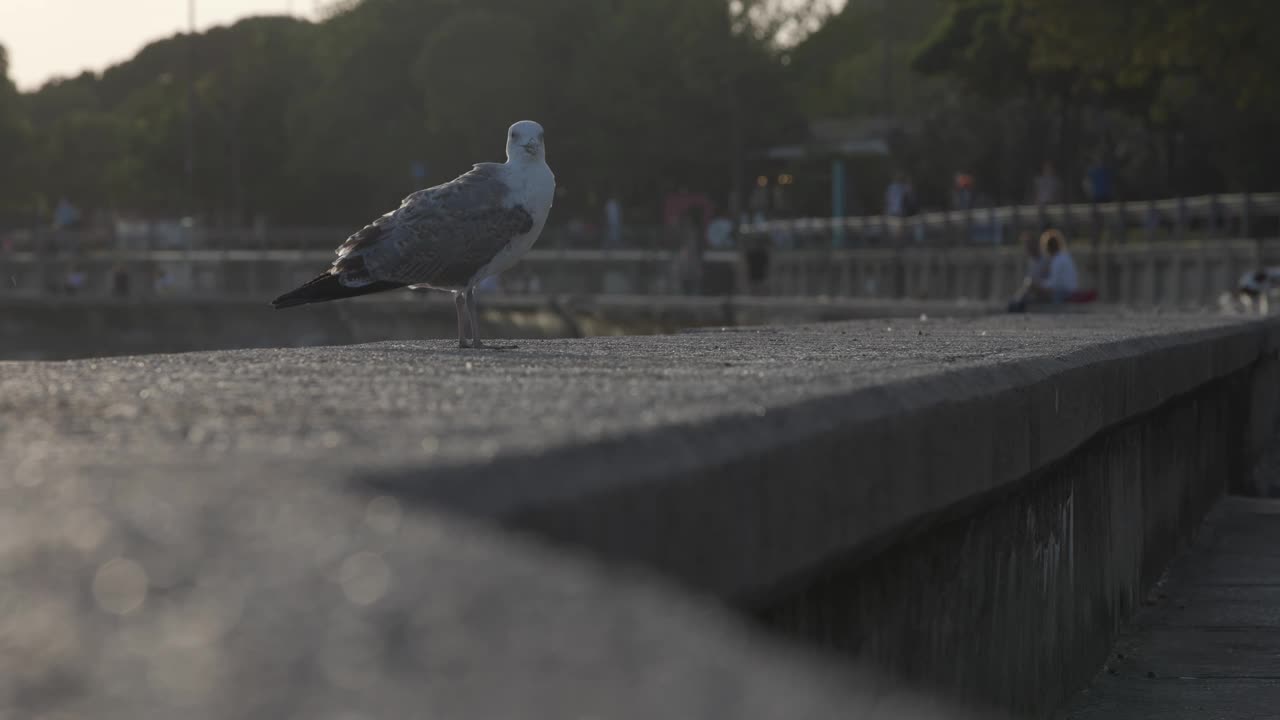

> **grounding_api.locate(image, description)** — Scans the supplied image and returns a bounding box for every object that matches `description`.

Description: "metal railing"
[0,246,748,300]
[3,191,1278,306]
[740,192,1280,249]
[0,225,685,256]
[4,192,1275,258]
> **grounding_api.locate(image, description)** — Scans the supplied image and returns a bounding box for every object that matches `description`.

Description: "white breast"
[477,162,555,281]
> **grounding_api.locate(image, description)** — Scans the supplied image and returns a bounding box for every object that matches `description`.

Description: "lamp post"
[185,0,195,218]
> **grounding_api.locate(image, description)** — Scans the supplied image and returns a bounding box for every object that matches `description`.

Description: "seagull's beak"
[523,140,540,156]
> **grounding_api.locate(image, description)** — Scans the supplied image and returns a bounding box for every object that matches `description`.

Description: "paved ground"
[1062,497,1280,719]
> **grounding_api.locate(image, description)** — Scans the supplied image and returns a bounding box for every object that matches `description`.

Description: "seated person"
[1237,267,1280,299]
[1234,267,1280,313]
[1009,229,1078,311]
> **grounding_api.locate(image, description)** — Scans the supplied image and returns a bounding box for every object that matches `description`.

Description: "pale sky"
[2,0,844,91]
[1,0,323,91]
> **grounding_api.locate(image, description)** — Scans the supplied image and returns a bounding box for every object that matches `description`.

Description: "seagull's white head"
[506,120,545,163]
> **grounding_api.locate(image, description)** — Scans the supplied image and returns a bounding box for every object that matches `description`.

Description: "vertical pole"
[831,158,846,249]
[881,0,893,121]
[1242,190,1253,240]
[185,0,196,219]
[1175,195,1187,244]
[1010,204,1021,248]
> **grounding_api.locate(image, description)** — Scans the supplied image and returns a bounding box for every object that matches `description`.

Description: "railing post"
[1102,198,1124,300]
[1209,193,1221,239]
[1242,190,1253,240]
[1175,196,1188,243]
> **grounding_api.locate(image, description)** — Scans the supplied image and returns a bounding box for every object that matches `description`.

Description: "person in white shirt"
[1008,228,1078,311]
[1038,229,1078,303]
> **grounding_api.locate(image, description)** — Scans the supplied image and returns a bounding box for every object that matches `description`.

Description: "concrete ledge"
[3,314,1278,717]
[362,315,1280,601]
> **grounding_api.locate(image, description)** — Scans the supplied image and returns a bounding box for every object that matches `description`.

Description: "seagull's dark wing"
[329,164,534,289]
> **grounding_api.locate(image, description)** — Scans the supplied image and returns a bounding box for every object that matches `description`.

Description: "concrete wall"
[4,313,1276,718]
[758,369,1256,716]
[356,317,1280,717]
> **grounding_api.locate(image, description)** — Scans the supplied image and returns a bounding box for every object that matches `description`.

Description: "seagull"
[271,120,556,349]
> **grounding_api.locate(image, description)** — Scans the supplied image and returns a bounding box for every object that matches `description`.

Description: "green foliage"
[905,0,1280,196]
[0,46,37,220]
[6,1,805,226]
[6,0,1279,226]
[788,0,948,118]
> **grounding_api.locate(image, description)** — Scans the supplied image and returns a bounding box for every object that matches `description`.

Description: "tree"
[0,45,37,223]
[9,0,815,227]
[790,0,948,119]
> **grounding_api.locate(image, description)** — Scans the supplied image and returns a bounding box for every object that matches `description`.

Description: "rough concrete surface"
[1062,497,1280,719]
[1,313,1276,718]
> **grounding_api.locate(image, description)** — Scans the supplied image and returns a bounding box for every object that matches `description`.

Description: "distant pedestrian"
[603,196,622,248]
[672,217,704,295]
[952,172,975,211]
[52,197,82,255]
[885,173,912,217]
[1083,159,1114,203]
[1033,161,1062,206]
[63,266,87,295]
[706,215,734,249]
[52,197,81,230]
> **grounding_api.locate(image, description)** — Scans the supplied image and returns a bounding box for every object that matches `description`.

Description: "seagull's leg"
[454,291,471,348]
[466,287,485,349]
[467,286,517,350]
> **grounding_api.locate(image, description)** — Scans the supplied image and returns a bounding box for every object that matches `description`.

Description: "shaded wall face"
[754,369,1256,717]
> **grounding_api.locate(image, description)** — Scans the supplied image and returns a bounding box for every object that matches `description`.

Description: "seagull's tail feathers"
[271,272,406,309]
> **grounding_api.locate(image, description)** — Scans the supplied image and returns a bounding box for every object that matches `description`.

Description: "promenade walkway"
[1064,497,1280,719]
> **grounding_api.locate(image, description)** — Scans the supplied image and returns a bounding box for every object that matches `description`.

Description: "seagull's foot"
[458,338,473,349]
